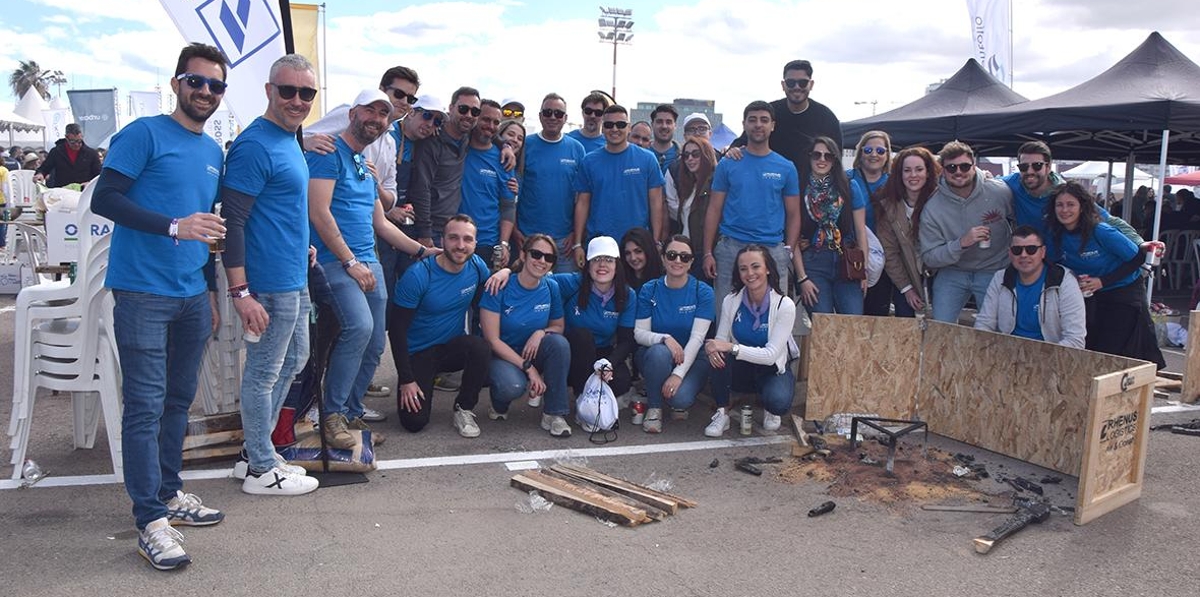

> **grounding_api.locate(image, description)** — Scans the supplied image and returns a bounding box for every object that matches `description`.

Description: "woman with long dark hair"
[874,147,939,316]
[666,136,718,278]
[1045,181,1165,368]
[793,135,868,315]
[849,131,894,315]
[621,227,664,292]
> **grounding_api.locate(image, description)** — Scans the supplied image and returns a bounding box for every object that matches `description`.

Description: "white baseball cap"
[587,236,620,261]
[352,89,393,115]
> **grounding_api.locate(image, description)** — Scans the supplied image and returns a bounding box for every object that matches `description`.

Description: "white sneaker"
[643,408,663,433]
[241,466,320,496]
[488,405,508,421]
[231,451,307,480]
[138,517,190,571]
[361,406,387,422]
[453,406,481,438]
[541,414,572,438]
[763,412,782,432]
[705,408,730,437]
[527,394,543,408]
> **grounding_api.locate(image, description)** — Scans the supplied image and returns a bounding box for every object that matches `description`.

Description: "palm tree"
[9,61,53,100]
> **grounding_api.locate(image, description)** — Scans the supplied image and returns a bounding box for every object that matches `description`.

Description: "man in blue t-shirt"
[702,100,801,308]
[391,215,492,437]
[516,92,586,273]
[565,91,611,154]
[460,99,516,266]
[308,89,433,451]
[572,104,665,268]
[219,54,320,497]
[649,104,680,174]
[976,225,1086,348]
[92,43,229,572]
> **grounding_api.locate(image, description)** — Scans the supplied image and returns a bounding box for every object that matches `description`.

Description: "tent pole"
[1149,129,1169,303]
[1105,161,1113,209]
[1124,155,1136,222]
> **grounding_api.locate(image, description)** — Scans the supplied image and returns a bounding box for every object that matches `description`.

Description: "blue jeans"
[713,237,791,319]
[488,333,571,416]
[635,343,711,410]
[113,290,211,530]
[931,267,995,323]
[240,289,311,473]
[322,260,387,419]
[801,249,864,315]
[710,359,795,415]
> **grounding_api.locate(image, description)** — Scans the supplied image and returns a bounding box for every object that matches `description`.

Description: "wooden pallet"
[510,464,697,527]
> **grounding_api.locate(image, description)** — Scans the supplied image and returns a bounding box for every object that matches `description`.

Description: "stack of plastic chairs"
[7,170,38,208]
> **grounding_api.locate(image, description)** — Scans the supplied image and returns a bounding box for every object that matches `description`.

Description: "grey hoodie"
[919,172,1013,273]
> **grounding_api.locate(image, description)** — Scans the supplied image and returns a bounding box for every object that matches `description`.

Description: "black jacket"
[36,137,102,187]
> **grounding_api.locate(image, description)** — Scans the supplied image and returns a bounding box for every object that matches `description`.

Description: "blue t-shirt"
[566,129,606,154]
[730,299,771,348]
[551,273,636,347]
[848,169,887,232]
[1013,267,1046,341]
[1054,222,1140,290]
[306,136,378,265]
[713,151,801,244]
[636,276,714,346]
[653,144,678,174]
[104,115,222,297]
[574,144,665,240]
[460,145,516,246]
[394,254,489,353]
[517,134,585,239]
[221,116,309,293]
[480,275,565,352]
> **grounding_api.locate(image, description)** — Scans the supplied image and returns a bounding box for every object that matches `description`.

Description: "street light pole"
[597,6,633,101]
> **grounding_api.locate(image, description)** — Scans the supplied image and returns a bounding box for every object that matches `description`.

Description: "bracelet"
[796,276,810,286]
[415,245,426,258]
[343,257,360,270]
[168,218,179,246]
[571,243,583,251]
[229,286,253,300]
[522,359,533,372]
[703,253,714,260]
[500,241,509,248]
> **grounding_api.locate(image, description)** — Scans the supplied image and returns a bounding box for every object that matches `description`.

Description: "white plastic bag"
[865,226,885,288]
[576,359,619,433]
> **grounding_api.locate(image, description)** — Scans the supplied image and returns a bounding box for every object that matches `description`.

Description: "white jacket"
[715,288,797,374]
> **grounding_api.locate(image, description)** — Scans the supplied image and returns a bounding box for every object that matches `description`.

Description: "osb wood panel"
[1183,312,1200,403]
[919,322,1142,475]
[1076,368,1155,525]
[805,315,921,420]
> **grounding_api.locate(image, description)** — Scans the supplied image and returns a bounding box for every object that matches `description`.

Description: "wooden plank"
[1075,369,1154,525]
[548,465,678,515]
[539,469,669,521]
[1183,311,1200,403]
[184,411,242,435]
[552,463,697,509]
[1157,370,1183,381]
[1155,378,1182,391]
[510,471,651,526]
[181,429,243,451]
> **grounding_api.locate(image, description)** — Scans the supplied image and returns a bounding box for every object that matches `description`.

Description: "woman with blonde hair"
[848,130,893,315]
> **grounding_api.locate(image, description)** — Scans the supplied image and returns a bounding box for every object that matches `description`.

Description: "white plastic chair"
[1165,230,1200,290]
[8,169,38,208]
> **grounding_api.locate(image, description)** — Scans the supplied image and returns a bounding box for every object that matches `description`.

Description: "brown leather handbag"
[838,241,867,281]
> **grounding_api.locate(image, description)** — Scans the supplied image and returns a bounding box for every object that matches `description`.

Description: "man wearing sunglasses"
[566,91,612,154]
[516,92,587,273]
[219,54,320,497]
[92,42,229,572]
[408,86,481,250]
[919,141,1014,323]
[572,104,665,268]
[34,122,101,188]
[975,225,1086,348]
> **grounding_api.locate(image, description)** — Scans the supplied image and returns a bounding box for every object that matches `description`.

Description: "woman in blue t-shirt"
[634,235,714,433]
[705,245,797,436]
[480,233,574,437]
[621,227,664,292]
[795,135,868,315]
[1045,181,1165,368]
[849,130,894,316]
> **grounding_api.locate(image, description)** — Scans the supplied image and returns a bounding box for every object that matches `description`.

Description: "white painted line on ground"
[0,434,792,490]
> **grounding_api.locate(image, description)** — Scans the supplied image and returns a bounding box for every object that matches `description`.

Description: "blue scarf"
[741,290,770,331]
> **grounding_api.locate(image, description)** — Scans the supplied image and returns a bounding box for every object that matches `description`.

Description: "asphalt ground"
[1,292,1198,597]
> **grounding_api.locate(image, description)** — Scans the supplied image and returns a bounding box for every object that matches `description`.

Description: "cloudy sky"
[3,0,1199,135]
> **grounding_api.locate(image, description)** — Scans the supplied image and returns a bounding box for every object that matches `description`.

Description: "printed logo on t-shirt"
[476,167,499,179]
[623,167,642,176]
[559,158,576,167]
[460,284,477,297]
[206,164,221,178]
[1080,250,1101,260]
[761,172,783,181]
[603,309,619,319]
[534,302,550,312]
[679,304,696,314]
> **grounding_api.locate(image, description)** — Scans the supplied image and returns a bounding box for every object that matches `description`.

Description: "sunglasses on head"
[602,121,629,130]
[273,84,317,102]
[1017,161,1047,173]
[943,162,974,174]
[583,107,605,117]
[540,108,566,119]
[784,78,811,89]
[526,248,557,264]
[861,146,888,155]
[352,153,367,181]
[456,104,482,117]
[176,73,227,95]
[502,108,524,118]
[385,87,418,104]
[810,151,835,162]
[1010,245,1043,256]
[664,250,694,263]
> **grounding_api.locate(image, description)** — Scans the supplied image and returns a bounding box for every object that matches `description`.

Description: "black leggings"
[392,331,491,432]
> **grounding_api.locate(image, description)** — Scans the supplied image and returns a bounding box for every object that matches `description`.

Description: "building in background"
[630,98,724,145]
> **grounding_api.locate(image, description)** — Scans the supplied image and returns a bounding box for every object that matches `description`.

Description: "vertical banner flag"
[203,109,240,150]
[66,89,119,148]
[41,108,70,142]
[966,0,1012,86]
[289,3,322,127]
[129,90,164,118]
[159,0,289,129]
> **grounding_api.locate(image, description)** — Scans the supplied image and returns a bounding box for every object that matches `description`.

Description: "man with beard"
[649,104,679,174]
[307,89,433,450]
[516,93,586,272]
[566,91,612,154]
[459,99,516,265]
[391,215,492,436]
[92,43,229,571]
[409,86,481,249]
[220,54,319,496]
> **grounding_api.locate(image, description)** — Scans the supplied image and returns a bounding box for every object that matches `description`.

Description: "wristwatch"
[343,257,360,270]
[731,344,741,357]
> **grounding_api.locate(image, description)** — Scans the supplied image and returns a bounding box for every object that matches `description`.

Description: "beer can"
[740,405,753,435]
[492,243,506,270]
[631,401,646,425]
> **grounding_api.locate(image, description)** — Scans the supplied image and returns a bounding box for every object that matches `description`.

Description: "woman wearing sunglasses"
[479,233,574,436]
[874,147,939,316]
[1045,182,1165,369]
[634,235,714,433]
[665,136,718,279]
[621,227,664,292]
[850,131,894,316]
[795,136,868,315]
[705,245,798,435]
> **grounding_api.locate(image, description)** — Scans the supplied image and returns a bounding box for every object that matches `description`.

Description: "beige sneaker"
[321,414,356,450]
[643,408,663,433]
[540,414,572,438]
[347,417,386,446]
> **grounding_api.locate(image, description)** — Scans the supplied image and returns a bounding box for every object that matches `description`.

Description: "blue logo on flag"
[196,0,281,67]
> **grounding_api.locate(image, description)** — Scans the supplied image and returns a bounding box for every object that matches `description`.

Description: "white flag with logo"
[158,0,287,128]
[966,0,1012,86]
[130,91,163,118]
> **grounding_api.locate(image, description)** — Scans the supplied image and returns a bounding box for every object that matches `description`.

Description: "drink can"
[1145,241,1164,267]
[631,401,646,425]
[492,244,506,270]
[978,238,991,249]
[210,236,226,253]
[244,331,261,343]
[740,405,753,435]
